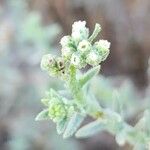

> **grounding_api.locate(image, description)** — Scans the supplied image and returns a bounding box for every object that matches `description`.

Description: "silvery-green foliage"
[0,1,74,150]
[91,76,140,118]
[36,20,150,149]
[75,119,105,138]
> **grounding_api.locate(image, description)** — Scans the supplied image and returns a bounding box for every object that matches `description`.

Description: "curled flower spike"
[40,21,110,72]
[59,21,110,69]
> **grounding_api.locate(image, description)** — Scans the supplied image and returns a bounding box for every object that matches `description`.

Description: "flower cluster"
[39,89,75,123]
[40,21,110,77]
[48,97,75,123]
[60,21,110,68]
[40,54,65,77]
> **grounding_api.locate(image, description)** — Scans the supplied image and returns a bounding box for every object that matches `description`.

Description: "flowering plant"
[36,21,150,149]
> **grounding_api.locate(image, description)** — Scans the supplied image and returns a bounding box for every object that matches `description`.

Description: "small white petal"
[98,40,111,49]
[60,36,72,47]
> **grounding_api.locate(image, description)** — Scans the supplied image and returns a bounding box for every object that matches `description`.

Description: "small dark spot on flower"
[81,45,86,49]
[62,70,65,74]
[49,59,53,63]
[59,61,63,67]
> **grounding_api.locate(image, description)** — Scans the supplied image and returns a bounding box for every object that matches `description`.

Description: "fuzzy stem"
[68,65,85,106]
[88,23,101,43]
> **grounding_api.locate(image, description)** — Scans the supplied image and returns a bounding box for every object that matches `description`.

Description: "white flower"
[71,21,89,43]
[98,40,111,49]
[61,47,73,59]
[78,40,91,54]
[72,21,86,32]
[71,32,81,43]
[60,35,72,47]
[71,53,86,68]
[41,54,55,70]
[94,40,110,61]
[86,51,102,66]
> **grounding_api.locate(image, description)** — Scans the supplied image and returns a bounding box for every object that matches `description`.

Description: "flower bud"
[48,97,75,123]
[48,98,67,122]
[86,50,102,66]
[41,55,66,77]
[56,57,65,69]
[94,40,110,61]
[60,35,73,47]
[41,54,56,71]
[71,21,89,43]
[71,52,86,68]
[78,40,91,54]
[61,47,74,60]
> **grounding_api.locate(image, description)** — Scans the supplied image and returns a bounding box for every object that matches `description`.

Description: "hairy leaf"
[75,119,105,138]
[35,109,49,121]
[56,118,68,135]
[41,98,50,106]
[79,65,100,87]
[50,88,60,98]
[63,113,85,138]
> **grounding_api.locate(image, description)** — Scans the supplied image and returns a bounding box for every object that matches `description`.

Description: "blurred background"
[0,0,150,150]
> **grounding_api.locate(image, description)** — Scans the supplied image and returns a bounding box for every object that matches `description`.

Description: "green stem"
[67,65,103,119]
[68,65,85,106]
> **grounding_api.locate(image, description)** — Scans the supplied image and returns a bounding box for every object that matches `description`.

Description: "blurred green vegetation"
[0,1,81,150]
[0,0,150,150]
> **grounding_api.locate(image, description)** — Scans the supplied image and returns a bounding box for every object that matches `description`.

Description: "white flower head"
[98,40,111,49]
[41,54,56,70]
[71,52,86,68]
[71,21,89,43]
[72,21,86,32]
[86,51,102,66]
[60,35,72,47]
[78,40,91,54]
[94,40,110,61]
[61,47,74,59]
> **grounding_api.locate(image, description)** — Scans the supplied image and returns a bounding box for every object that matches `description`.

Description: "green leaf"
[75,119,105,138]
[50,88,60,98]
[79,65,100,87]
[56,118,68,135]
[41,98,50,106]
[115,131,126,146]
[35,109,49,121]
[86,92,102,116]
[63,113,85,138]
[135,109,150,133]
[112,90,123,116]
